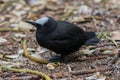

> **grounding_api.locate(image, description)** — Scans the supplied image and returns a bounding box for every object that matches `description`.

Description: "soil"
[0,0,120,80]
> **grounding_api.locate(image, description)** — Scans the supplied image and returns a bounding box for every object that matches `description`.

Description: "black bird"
[26,17,98,59]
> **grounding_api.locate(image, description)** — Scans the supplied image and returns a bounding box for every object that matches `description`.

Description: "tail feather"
[84,32,96,40]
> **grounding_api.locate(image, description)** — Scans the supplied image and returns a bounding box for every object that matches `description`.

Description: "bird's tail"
[84,32,96,40]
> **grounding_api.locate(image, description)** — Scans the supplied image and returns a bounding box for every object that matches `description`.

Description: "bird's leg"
[49,54,69,62]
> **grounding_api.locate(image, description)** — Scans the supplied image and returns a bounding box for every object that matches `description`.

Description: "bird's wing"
[47,34,75,46]
[50,21,84,40]
[46,35,76,53]
[46,27,84,50]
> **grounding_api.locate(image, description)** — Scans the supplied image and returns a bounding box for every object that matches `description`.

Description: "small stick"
[22,39,49,64]
[0,66,51,80]
[110,50,120,64]
[103,33,118,48]
[78,55,107,61]
[49,67,115,78]
[7,76,39,80]
[67,64,72,72]
[89,42,120,50]
[71,67,115,75]
[0,28,21,32]
[0,28,35,32]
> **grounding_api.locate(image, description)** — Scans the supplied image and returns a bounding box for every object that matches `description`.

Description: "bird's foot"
[49,55,64,62]
[49,54,69,63]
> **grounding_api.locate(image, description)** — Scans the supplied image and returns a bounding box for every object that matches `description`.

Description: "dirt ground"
[0,0,120,80]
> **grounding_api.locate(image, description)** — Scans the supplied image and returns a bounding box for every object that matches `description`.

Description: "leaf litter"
[0,0,120,80]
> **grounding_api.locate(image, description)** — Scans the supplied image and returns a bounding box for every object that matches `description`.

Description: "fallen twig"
[97,32,118,47]
[94,42,120,48]
[0,66,51,80]
[7,75,39,80]
[22,39,49,64]
[102,32,118,47]
[71,67,115,75]
[72,16,103,23]
[0,28,35,32]
[104,35,118,48]
[78,55,107,61]
[49,67,115,78]
[0,22,7,26]
[67,64,72,72]
[110,50,120,64]
[49,71,69,78]
[0,28,21,32]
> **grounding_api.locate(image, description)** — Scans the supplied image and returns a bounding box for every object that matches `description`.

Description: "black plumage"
[26,17,98,58]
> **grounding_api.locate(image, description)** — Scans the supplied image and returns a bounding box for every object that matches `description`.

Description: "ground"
[0,0,120,80]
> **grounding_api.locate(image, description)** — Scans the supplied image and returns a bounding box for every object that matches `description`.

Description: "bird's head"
[25,17,55,28]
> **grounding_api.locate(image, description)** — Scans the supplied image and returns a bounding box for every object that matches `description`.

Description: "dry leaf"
[18,48,36,54]
[78,5,92,15]
[111,31,120,41]
[108,0,120,8]
[81,49,95,55]
[86,72,106,80]
[102,49,119,55]
[94,0,102,3]
[27,13,37,20]
[2,0,16,10]
[5,54,20,59]
[46,63,57,70]
[29,0,47,6]
[0,60,23,68]
[36,47,50,55]
[14,33,26,38]
[31,54,42,59]
[102,50,112,54]
[0,37,7,44]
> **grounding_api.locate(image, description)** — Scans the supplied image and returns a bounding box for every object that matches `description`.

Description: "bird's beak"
[25,20,37,26]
